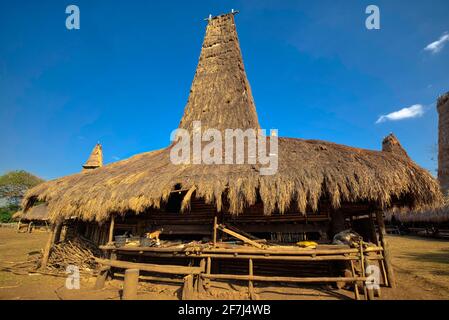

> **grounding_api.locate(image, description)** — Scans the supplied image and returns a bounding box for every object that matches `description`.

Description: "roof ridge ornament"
[204,9,239,21]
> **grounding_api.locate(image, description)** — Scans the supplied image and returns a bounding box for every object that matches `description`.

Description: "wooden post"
[375,210,396,288]
[53,222,63,244]
[248,258,257,300]
[108,215,115,244]
[213,216,217,247]
[369,212,379,245]
[350,260,360,300]
[359,239,368,299]
[204,256,211,289]
[197,258,206,293]
[40,225,57,270]
[122,269,139,300]
[182,274,195,300]
[95,266,111,289]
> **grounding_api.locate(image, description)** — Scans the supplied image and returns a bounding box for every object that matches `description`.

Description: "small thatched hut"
[21,13,441,291]
[13,203,49,232]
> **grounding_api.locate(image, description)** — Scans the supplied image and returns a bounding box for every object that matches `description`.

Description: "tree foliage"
[0,170,44,198]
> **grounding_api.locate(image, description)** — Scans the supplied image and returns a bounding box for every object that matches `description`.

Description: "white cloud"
[111,155,120,161]
[376,104,425,124]
[424,32,449,54]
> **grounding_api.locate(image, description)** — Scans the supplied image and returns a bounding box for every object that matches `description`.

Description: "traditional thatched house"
[385,92,449,232]
[21,13,441,296]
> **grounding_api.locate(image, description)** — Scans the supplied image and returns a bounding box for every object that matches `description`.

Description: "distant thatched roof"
[21,13,442,223]
[386,203,449,224]
[82,143,103,171]
[13,204,48,222]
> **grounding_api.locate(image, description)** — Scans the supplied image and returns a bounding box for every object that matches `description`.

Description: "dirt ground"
[0,228,448,300]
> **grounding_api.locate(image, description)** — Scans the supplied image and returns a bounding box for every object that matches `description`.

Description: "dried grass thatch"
[13,203,48,222]
[22,137,441,223]
[21,13,442,223]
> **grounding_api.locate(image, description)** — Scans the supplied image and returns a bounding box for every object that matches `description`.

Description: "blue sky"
[1,0,448,180]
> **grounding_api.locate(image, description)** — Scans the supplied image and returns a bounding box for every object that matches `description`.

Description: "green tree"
[0,170,45,222]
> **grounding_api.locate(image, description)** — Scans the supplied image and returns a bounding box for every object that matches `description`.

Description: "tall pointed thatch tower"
[82,143,103,171]
[179,13,260,133]
[438,92,449,195]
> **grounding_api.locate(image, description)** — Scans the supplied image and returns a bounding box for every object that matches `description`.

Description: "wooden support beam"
[248,258,257,300]
[375,211,396,288]
[217,224,264,249]
[122,269,139,300]
[197,258,206,293]
[350,260,360,300]
[53,222,63,244]
[359,239,368,299]
[213,216,217,247]
[40,225,56,270]
[108,215,115,244]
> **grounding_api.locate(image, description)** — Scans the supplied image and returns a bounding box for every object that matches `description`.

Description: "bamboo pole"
[375,210,396,288]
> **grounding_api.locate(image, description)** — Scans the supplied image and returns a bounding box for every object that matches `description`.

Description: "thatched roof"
[21,13,442,223]
[13,203,48,222]
[82,143,103,171]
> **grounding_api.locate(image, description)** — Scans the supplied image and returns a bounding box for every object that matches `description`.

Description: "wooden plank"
[95,258,203,275]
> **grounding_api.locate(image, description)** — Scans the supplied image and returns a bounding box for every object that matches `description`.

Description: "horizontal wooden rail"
[99,244,383,256]
[95,258,203,275]
[114,250,374,261]
[202,274,367,283]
